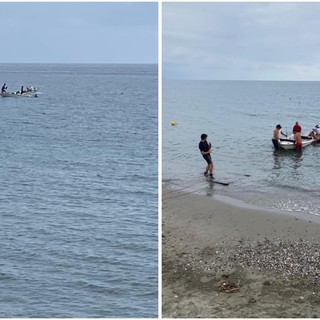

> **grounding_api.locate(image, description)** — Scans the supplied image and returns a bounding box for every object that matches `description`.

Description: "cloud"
[0,3,157,63]
[163,3,320,80]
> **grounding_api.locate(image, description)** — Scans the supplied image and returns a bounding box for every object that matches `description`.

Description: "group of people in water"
[1,83,36,95]
[272,121,320,151]
[199,123,319,178]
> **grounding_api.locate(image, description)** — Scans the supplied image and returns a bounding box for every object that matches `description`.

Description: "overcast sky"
[0,2,157,64]
[163,2,320,81]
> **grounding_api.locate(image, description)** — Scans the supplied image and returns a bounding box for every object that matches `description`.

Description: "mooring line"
[162,177,229,200]
[162,179,206,196]
[214,152,266,160]
[163,186,205,200]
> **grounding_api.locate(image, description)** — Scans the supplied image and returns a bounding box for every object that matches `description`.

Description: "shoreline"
[162,185,320,318]
[213,192,320,224]
[163,177,320,223]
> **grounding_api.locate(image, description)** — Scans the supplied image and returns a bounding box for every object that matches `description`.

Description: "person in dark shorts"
[272,124,287,149]
[199,133,214,178]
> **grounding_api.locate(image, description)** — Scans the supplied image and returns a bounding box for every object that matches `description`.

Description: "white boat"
[0,87,39,98]
[279,136,314,150]
[0,92,39,98]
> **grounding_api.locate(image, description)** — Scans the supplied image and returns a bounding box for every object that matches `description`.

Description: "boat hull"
[0,92,38,98]
[279,137,314,150]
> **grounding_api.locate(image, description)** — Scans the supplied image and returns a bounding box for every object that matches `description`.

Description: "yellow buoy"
[170,121,176,126]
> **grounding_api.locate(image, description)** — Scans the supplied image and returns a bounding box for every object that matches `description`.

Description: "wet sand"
[162,185,320,318]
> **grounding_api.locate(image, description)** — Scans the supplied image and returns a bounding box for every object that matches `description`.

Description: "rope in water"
[163,187,205,200]
[162,178,226,200]
[214,152,270,160]
[162,179,206,196]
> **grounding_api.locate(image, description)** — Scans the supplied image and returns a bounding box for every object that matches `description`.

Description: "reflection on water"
[206,178,215,197]
[272,149,303,174]
[272,150,282,170]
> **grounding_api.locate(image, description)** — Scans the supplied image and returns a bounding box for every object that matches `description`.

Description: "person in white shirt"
[310,125,320,141]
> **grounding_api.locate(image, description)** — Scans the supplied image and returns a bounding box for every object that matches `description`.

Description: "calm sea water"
[0,64,158,317]
[163,80,320,217]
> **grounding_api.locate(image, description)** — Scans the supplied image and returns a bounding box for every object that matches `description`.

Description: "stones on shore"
[190,238,320,287]
[233,238,320,284]
[248,297,257,304]
[294,296,305,303]
[164,231,320,317]
[218,281,239,293]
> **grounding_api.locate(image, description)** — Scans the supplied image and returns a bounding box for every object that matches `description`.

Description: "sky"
[163,2,320,81]
[0,2,157,64]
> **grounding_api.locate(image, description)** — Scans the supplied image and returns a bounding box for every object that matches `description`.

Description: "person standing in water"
[293,129,302,152]
[199,133,214,179]
[272,124,287,149]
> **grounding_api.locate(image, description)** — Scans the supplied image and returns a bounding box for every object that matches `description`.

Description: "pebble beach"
[162,182,320,318]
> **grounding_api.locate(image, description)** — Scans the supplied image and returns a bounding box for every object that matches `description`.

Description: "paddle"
[212,180,229,186]
[280,138,296,143]
[207,176,230,186]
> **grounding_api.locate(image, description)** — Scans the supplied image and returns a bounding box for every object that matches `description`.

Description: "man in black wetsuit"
[199,133,214,178]
[1,83,7,93]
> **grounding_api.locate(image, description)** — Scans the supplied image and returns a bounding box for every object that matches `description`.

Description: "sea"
[163,80,320,218]
[0,64,158,317]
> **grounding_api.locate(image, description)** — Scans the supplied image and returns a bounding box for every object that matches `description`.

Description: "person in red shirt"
[293,121,301,133]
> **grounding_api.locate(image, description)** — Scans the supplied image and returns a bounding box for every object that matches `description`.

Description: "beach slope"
[162,187,320,318]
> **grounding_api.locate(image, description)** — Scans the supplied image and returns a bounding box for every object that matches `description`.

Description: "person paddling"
[1,83,7,93]
[199,133,214,179]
